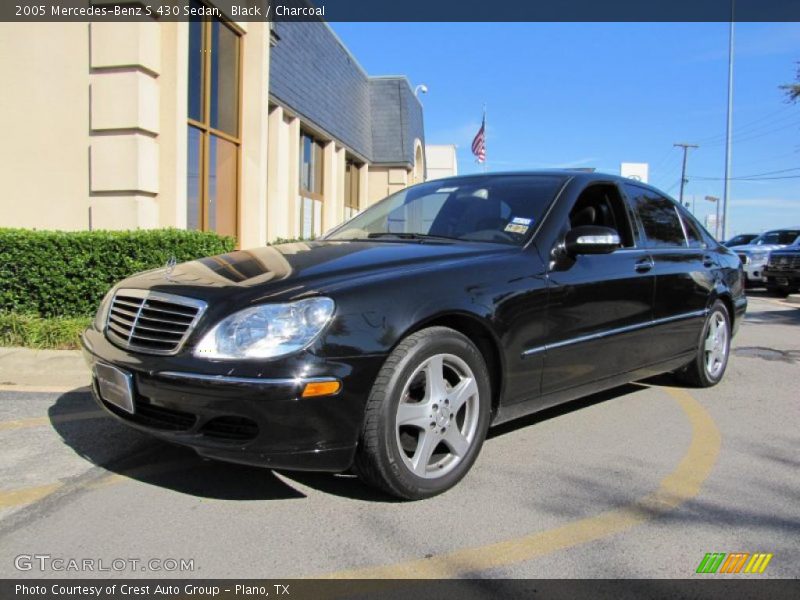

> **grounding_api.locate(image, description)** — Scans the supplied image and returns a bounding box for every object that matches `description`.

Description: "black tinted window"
[625,185,686,248]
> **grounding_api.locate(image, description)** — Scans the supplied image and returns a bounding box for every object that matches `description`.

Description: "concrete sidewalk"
[0,347,89,391]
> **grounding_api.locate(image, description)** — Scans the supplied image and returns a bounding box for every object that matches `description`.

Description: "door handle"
[635,258,654,273]
[703,255,716,268]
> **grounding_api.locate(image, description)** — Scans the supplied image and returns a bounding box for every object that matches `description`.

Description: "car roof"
[430,170,670,194]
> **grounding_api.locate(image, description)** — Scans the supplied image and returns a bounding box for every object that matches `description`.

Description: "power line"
[694,106,797,145]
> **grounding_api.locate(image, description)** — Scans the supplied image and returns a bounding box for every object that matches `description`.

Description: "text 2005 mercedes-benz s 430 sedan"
[82,171,746,499]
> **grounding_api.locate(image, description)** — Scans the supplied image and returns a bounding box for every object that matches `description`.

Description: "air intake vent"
[106,289,206,355]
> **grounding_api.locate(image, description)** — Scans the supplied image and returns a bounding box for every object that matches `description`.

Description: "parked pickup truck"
[763,246,800,296]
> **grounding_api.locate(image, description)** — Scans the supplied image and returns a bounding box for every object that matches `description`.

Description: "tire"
[673,300,731,388]
[354,326,491,500]
[766,284,789,298]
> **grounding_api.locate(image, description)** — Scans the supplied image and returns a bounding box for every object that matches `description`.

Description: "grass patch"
[0,313,91,350]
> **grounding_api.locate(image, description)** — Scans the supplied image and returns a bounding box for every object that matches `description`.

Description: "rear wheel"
[673,300,731,388]
[354,327,491,500]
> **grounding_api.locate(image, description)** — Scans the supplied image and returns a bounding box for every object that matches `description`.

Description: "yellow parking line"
[0,482,61,509]
[319,386,720,579]
[0,410,106,432]
[0,384,89,394]
[0,458,199,510]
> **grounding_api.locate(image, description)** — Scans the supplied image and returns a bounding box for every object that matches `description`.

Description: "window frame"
[186,11,243,238]
[299,131,324,202]
[344,158,361,213]
[623,183,689,250]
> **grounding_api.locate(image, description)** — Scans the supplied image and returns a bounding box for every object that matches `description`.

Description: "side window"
[679,212,706,248]
[624,185,687,248]
[568,184,636,247]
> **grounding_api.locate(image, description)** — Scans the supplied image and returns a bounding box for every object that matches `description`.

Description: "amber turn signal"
[301,380,341,398]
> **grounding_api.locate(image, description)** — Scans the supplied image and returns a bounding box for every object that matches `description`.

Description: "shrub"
[0,228,235,318]
[0,313,91,350]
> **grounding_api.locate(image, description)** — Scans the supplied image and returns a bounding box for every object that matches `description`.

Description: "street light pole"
[721,12,735,240]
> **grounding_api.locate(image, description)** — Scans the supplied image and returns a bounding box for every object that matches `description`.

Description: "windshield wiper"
[366,232,459,242]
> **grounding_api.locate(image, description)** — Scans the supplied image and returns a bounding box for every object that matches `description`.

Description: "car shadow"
[50,380,663,503]
[48,389,308,501]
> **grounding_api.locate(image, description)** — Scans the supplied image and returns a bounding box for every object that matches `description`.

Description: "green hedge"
[0,228,235,318]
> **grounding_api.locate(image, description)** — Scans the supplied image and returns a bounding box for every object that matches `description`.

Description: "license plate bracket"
[95,363,135,414]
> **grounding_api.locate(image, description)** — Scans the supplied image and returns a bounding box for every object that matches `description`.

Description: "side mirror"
[565,225,621,256]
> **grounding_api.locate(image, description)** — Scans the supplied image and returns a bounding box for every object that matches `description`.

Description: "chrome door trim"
[521,309,708,358]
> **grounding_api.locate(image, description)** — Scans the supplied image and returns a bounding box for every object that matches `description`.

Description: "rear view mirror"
[565,225,621,255]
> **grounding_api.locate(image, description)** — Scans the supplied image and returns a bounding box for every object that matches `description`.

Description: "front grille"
[101,396,197,431]
[736,253,749,265]
[767,254,800,271]
[106,289,206,355]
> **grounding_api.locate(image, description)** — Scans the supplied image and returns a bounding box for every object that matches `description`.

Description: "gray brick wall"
[270,23,425,167]
[270,21,372,159]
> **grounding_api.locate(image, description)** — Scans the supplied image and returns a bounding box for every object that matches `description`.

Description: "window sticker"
[436,187,459,193]
[511,217,532,226]
[504,223,529,234]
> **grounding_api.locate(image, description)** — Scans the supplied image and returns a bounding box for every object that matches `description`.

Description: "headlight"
[750,252,768,265]
[93,288,116,330]
[194,297,335,359]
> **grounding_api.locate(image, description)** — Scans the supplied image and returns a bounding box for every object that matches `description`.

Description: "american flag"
[471,114,486,163]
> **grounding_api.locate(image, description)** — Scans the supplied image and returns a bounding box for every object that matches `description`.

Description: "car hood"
[731,243,784,253]
[769,246,800,255]
[120,240,512,300]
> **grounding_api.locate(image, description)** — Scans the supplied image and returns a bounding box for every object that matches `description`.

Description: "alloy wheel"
[394,353,480,479]
[704,311,729,379]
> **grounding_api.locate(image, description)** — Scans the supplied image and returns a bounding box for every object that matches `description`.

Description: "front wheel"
[354,327,491,500]
[673,300,731,388]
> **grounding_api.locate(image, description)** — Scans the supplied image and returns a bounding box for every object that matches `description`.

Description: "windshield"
[754,230,800,245]
[324,175,566,245]
[726,234,756,246]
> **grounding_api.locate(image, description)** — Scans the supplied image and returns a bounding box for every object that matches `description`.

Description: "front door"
[541,182,656,395]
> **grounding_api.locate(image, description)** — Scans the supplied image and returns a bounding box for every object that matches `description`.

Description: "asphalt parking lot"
[0,294,798,579]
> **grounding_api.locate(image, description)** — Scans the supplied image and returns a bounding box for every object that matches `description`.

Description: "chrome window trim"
[521,309,708,358]
[105,288,207,356]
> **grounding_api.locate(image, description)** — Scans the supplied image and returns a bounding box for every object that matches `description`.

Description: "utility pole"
[674,143,699,206]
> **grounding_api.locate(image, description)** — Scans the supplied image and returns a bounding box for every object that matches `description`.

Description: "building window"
[297,131,324,238]
[187,5,241,239]
[344,159,361,220]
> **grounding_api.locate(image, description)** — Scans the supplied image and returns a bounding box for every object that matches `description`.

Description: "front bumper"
[81,328,386,472]
[763,269,800,287]
[742,261,768,284]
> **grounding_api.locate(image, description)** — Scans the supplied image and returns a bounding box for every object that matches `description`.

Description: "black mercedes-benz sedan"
[81,171,746,499]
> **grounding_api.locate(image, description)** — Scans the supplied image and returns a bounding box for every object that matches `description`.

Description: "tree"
[780,62,800,102]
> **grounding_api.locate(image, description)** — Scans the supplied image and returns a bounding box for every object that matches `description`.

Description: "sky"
[330,22,800,238]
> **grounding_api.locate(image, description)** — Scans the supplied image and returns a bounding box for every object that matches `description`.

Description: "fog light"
[302,380,341,398]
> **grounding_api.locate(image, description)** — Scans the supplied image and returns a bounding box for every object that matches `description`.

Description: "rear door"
[622,184,713,361]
